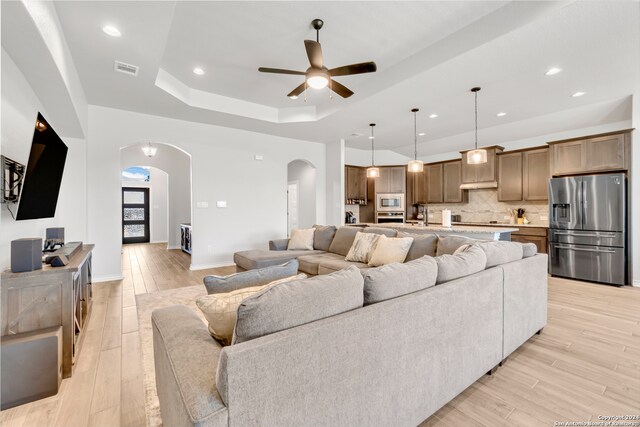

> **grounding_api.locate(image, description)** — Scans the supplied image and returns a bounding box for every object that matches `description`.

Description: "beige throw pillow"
[368,235,414,267]
[345,232,380,263]
[196,273,307,345]
[287,228,315,250]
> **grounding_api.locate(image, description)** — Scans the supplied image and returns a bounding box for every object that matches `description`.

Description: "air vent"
[114,60,139,76]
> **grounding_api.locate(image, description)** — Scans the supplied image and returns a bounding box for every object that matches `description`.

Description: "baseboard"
[633,279,640,287]
[167,245,181,250]
[150,240,168,244]
[93,274,124,283]
[190,262,235,271]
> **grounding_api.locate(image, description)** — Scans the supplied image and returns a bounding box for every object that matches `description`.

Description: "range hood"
[460,181,498,190]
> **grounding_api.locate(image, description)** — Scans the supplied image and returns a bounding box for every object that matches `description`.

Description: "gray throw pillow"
[436,235,480,256]
[328,226,361,256]
[435,245,487,284]
[203,259,298,294]
[398,232,438,260]
[522,243,537,258]
[312,225,337,251]
[363,227,398,237]
[362,256,438,305]
[233,266,364,344]
[476,241,524,268]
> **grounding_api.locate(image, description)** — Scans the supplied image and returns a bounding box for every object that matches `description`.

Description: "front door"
[122,187,150,244]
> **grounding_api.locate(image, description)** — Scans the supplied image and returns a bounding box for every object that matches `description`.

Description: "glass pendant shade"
[467,149,487,165]
[366,167,380,178]
[141,143,157,157]
[407,160,424,173]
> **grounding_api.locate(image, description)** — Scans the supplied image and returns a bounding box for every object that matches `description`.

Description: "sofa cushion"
[476,241,524,268]
[328,226,361,256]
[233,266,364,344]
[287,228,315,250]
[363,227,398,237]
[522,243,537,258]
[436,235,480,256]
[345,232,380,263]
[197,274,307,345]
[312,225,337,251]
[206,259,299,293]
[297,252,344,275]
[317,259,372,275]
[435,244,487,284]
[233,249,324,270]
[398,232,438,260]
[362,256,438,305]
[368,235,414,267]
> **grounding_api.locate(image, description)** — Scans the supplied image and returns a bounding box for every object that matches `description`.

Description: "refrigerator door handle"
[553,231,617,238]
[581,179,587,228]
[554,245,616,254]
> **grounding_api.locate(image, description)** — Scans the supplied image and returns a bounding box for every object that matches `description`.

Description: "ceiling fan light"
[307,74,329,89]
[407,160,424,173]
[467,149,487,165]
[142,143,157,158]
[366,167,380,178]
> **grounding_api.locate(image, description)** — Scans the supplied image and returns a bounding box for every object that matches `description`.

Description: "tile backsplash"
[426,189,549,226]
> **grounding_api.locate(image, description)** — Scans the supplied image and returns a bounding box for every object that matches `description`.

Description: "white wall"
[287,160,316,229]
[326,140,344,227]
[0,49,86,270]
[87,105,327,279]
[121,167,169,244]
[120,145,191,248]
[345,146,412,167]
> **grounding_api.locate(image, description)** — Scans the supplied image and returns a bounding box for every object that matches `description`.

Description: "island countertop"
[349,223,518,238]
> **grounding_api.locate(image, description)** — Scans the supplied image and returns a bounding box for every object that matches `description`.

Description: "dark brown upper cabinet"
[377,166,406,194]
[443,160,467,203]
[460,146,504,187]
[497,147,549,202]
[406,169,426,205]
[425,164,443,203]
[344,165,367,202]
[549,131,629,176]
[497,152,523,202]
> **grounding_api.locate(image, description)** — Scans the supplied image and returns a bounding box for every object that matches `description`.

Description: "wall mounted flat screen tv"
[16,113,68,220]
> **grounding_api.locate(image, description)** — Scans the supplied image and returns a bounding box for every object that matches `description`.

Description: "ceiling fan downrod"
[311,19,323,43]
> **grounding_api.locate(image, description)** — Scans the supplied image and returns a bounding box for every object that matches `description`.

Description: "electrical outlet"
[540,215,548,221]
[428,214,434,219]
[216,201,227,208]
[503,216,511,220]
[254,155,263,161]
[197,202,209,208]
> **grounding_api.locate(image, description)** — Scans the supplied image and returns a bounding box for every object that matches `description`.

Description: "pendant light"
[366,123,379,178]
[407,108,424,172]
[141,142,157,158]
[467,87,487,164]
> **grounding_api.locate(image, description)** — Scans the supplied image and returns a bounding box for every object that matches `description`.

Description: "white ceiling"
[51,1,639,156]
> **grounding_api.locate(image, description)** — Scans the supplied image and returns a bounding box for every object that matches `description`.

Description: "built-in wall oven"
[376,193,405,212]
[376,212,405,224]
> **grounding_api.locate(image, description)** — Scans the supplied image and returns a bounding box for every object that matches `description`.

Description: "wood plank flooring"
[1,243,639,426]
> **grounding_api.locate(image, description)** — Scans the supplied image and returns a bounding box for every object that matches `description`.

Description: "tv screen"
[16,113,68,220]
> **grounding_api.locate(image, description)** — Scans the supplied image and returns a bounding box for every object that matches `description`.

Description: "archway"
[287,159,317,235]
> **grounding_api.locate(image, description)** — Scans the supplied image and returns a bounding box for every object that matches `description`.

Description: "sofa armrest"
[269,238,289,251]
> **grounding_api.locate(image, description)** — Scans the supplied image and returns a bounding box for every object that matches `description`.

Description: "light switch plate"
[254,155,263,161]
[216,201,227,208]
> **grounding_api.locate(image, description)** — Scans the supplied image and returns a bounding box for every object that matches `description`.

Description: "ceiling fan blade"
[258,67,306,75]
[287,82,306,98]
[330,79,354,98]
[329,62,377,77]
[304,40,323,69]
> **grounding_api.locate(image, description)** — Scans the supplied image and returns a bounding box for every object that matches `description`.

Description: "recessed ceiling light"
[496,112,507,117]
[429,114,438,119]
[572,91,586,97]
[193,67,205,76]
[545,67,562,76]
[289,95,298,100]
[418,132,426,136]
[102,25,121,37]
[368,136,375,140]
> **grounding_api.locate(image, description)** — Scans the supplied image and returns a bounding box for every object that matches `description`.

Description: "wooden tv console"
[1,244,94,378]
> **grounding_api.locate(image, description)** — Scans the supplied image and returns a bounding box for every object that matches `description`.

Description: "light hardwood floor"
[1,243,639,426]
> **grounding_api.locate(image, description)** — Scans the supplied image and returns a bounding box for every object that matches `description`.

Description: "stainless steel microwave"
[376,193,405,212]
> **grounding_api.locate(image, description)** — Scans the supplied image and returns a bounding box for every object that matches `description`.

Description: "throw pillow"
[435,244,487,284]
[233,266,364,344]
[203,259,299,294]
[453,244,472,255]
[328,226,361,256]
[287,228,315,250]
[363,227,398,237]
[362,256,438,305]
[197,273,307,345]
[397,232,438,260]
[436,235,479,256]
[368,235,414,267]
[345,232,380,263]
[312,225,337,251]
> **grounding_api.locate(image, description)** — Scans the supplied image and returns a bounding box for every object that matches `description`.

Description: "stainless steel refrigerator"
[548,173,627,286]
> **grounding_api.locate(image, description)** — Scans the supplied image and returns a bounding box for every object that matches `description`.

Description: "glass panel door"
[122,187,150,244]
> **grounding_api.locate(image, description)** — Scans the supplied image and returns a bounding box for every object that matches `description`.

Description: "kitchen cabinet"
[510,227,547,254]
[497,152,523,201]
[549,131,629,176]
[377,166,406,194]
[460,146,503,185]
[523,148,549,201]
[425,164,443,203]
[345,165,367,202]
[443,160,466,203]
[406,170,426,205]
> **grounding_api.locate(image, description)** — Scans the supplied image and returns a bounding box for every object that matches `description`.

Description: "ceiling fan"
[258,19,377,99]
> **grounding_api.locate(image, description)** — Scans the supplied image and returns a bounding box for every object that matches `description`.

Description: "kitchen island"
[350,223,518,241]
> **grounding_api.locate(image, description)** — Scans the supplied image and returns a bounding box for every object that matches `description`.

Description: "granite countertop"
[352,223,518,234]
[405,220,548,228]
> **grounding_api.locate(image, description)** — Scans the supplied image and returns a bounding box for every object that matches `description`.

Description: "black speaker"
[11,238,43,273]
[45,227,64,242]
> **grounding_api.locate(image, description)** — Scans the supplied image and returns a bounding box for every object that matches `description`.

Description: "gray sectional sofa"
[152,229,548,427]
